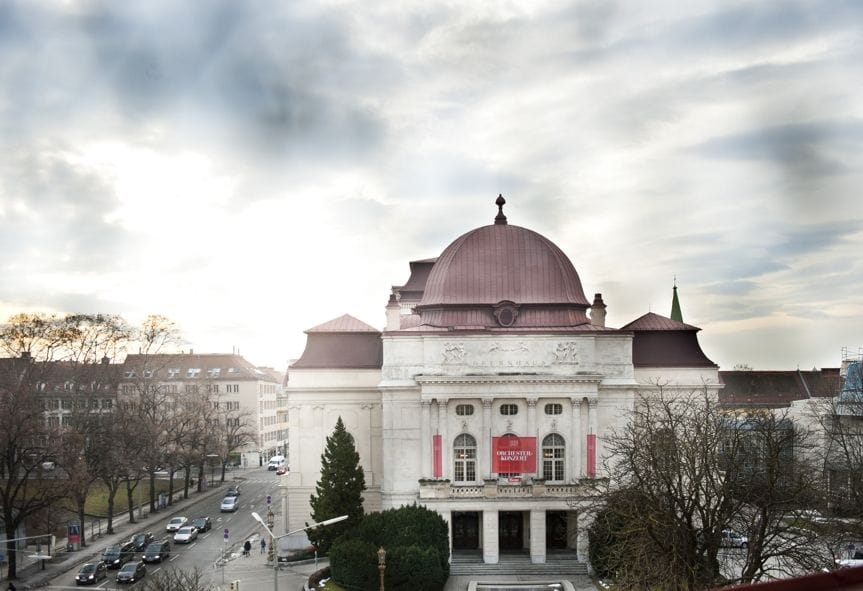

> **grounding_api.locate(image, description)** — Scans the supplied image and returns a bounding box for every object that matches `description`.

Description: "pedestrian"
[243,540,251,557]
[848,542,856,559]
[8,582,17,591]
[260,538,267,554]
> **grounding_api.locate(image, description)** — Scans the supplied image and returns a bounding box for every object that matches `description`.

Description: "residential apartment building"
[120,353,286,468]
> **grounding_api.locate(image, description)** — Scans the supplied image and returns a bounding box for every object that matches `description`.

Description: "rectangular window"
[187,368,201,378]
[167,368,180,378]
[102,399,113,409]
[143,369,154,378]
[207,368,221,378]
[61,399,72,410]
[124,371,136,379]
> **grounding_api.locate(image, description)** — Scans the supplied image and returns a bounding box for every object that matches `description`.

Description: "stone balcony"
[417,478,600,500]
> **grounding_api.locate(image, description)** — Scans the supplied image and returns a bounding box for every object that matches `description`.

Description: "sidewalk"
[4,474,242,589]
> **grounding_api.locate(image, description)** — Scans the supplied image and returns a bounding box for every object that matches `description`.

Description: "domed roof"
[419,198,589,308]
[419,223,589,307]
[414,196,591,329]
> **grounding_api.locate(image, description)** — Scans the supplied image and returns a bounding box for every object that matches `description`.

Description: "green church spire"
[670,277,683,322]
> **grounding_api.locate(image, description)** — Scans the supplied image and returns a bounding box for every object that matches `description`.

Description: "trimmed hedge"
[330,504,449,591]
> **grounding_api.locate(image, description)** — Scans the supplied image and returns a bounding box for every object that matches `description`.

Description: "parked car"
[173,525,198,544]
[837,550,863,568]
[75,561,108,585]
[721,529,749,548]
[221,496,239,512]
[166,516,189,532]
[226,484,240,497]
[102,541,136,569]
[191,516,212,532]
[142,540,171,563]
[129,531,154,552]
[275,465,287,475]
[116,560,147,584]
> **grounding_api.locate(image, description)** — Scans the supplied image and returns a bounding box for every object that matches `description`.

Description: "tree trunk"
[197,463,205,492]
[77,498,87,547]
[106,481,117,534]
[168,468,175,505]
[149,473,156,512]
[126,479,136,523]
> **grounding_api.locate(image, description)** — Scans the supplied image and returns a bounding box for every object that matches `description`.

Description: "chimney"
[101,355,110,365]
[590,293,607,327]
[21,351,31,361]
[385,292,401,331]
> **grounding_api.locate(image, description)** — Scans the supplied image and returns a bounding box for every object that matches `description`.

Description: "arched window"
[453,434,477,483]
[542,433,565,482]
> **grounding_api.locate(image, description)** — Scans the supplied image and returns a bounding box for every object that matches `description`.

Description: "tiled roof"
[399,258,437,302]
[289,333,382,369]
[719,369,841,408]
[121,353,276,381]
[620,312,699,331]
[306,314,380,333]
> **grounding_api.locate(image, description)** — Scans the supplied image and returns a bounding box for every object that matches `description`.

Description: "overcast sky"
[1,0,861,371]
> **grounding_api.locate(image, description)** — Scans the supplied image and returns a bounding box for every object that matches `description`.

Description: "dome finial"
[494,194,507,225]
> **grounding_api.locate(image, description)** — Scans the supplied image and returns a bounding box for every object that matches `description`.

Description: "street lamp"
[252,512,347,591]
[377,546,386,591]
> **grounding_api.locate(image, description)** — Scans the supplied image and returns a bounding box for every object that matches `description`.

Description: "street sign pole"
[223,528,229,584]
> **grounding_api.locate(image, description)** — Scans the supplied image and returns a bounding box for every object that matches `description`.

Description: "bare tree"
[594,385,829,590]
[137,566,216,591]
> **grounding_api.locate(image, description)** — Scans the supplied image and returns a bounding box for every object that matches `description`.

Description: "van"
[142,540,171,563]
[267,455,285,470]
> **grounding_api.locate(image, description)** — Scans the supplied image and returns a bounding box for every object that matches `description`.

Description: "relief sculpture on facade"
[488,341,530,353]
[442,342,466,363]
[552,341,578,364]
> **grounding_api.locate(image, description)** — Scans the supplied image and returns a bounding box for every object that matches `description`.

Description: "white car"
[220,496,239,512]
[837,550,863,568]
[721,529,748,548]
[173,526,198,544]
[166,516,188,532]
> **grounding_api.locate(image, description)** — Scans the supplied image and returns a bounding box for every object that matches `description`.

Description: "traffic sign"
[224,528,229,540]
[266,495,271,505]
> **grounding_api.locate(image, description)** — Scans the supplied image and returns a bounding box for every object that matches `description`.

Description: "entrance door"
[499,512,523,550]
[546,511,568,549]
[452,512,479,550]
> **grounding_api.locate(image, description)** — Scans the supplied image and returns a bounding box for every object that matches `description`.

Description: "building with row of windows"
[0,352,287,469]
[282,197,720,565]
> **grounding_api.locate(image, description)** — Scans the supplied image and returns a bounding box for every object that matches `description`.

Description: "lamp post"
[252,512,347,591]
[377,546,386,591]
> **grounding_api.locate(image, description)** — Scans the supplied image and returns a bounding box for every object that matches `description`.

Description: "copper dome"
[415,211,591,329]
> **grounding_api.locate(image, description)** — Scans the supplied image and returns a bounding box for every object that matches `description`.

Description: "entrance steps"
[450,551,588,576]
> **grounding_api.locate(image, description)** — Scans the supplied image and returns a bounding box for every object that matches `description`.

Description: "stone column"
[576,511,593,566]
[437,399,449,479]
[483,509,499,564]
[439,509,452,564]
[588,398,598,477]
[529,510,547,564]
[481,398,493,479]
[421,401,432,478]
[527,397,538,434]
[570,398,581,478]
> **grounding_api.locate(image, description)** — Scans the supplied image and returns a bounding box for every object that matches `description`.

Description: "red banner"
[586,433,596,478]
[492,434,536,474]
[433,434,442,477]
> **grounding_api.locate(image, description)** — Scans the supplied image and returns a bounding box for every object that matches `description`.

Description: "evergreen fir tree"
[308,416,366,554]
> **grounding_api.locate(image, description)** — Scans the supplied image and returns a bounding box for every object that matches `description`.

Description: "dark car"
[191,516,212,532]
[142,540,171,563]
[226,484,240,497]
[102,541,136,569]
[116,560,147,584]
[130,531,154,552]
[75,561,108,585]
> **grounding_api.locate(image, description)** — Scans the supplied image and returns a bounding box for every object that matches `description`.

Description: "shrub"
[329,538,378,590]
[330,504,450,590]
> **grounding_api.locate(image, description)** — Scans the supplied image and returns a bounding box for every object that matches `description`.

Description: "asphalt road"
[42,469,288,590]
